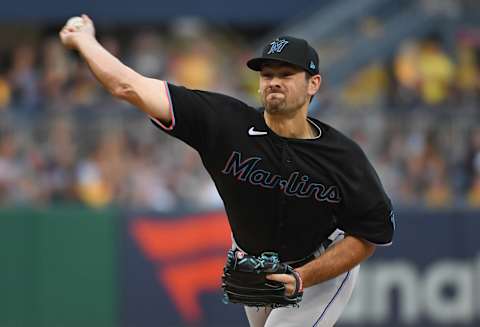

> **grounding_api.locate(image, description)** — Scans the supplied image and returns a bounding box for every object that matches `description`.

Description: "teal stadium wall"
[0,207,118,327]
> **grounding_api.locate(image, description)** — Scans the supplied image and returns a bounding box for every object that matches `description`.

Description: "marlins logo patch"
[267,39,289,54]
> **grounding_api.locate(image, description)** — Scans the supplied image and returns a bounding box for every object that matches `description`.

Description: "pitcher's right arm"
[59,14,171,124]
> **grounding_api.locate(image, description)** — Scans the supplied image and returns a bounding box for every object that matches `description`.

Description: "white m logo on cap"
[267,39,289,54]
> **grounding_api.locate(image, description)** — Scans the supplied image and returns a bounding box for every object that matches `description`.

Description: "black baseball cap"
[247,36,320,75]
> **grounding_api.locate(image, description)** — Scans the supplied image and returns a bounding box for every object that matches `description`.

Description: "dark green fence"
[0,206,118,327]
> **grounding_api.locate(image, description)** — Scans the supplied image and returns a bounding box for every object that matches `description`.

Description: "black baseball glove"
[221,249,303,308]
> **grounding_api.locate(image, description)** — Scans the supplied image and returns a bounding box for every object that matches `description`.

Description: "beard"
[263,92,286,114]
[262,90,309,115]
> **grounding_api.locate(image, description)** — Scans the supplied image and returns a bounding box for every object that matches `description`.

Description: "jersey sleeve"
[150,82,246,154]
[335,147,395,246]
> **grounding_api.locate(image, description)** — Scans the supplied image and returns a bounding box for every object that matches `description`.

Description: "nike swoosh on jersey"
[248,127,268,136]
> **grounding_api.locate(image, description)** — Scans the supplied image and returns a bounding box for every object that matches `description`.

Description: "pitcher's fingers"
[266,273,292,284]
[82,14,92,24]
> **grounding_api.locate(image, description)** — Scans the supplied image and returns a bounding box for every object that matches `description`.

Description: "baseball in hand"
[66,16,85,30]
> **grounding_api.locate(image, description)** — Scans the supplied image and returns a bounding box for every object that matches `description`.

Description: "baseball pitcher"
[60,15,395,327]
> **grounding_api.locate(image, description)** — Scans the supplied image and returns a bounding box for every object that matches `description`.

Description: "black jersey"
[151,83,395,262]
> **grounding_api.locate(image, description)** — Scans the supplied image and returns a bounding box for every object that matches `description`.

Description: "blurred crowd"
[0,20,480,210]
[338,31,480,111]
